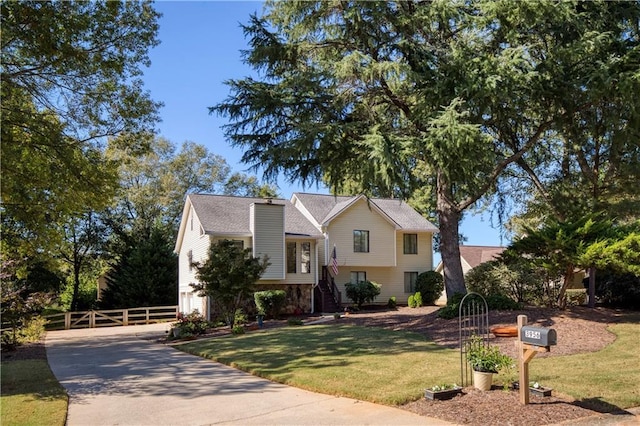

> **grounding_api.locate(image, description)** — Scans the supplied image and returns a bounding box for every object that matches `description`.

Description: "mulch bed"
[340,305,638,425]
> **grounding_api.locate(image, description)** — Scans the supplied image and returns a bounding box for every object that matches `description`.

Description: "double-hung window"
[350,271,367,284]
[403,234,418,254]
[353,230,369,253]
[404,272,418,293]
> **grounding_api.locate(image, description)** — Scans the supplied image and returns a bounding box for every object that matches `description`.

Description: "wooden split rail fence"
[44,305,179,330]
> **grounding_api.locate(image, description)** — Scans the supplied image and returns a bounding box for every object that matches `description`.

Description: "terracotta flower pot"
[473,370,494,391]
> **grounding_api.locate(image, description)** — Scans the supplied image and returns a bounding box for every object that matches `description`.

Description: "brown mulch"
[1,340,48,362]
[340,305,638,425]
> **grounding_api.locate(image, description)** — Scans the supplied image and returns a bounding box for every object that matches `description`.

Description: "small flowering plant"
[430,383,459,391]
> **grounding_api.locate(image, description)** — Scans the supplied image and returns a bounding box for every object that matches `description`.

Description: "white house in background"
[174,193,438,318]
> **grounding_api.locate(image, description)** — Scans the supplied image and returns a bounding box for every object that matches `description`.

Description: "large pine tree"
[212,1,639,297]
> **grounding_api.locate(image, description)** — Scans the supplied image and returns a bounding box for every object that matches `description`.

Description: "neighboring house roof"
[435,245,506,274]
[189,194,323,237]
[458,245,506,269]
[292,193,438,232]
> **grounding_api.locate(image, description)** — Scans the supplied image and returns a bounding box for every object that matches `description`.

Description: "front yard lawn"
[0,359,67,426]
[179,324,460,405]
[178,320,640,409]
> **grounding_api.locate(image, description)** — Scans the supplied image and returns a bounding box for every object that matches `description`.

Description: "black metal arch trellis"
[459,292,489,387]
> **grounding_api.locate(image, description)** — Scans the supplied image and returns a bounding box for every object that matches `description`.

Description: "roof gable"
[458,245,506,269]
[187,194,323,237]
[292,193,438,232]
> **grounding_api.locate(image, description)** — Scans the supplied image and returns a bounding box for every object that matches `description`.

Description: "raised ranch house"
[174,193,438,319]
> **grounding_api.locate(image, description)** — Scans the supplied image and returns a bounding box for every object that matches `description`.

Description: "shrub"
[287,317,304,326]
[17,316,48,343]
[437,292,466,319]
[414,292,423,307]
[595,269,640,309]
[408,294,416,308]
[486,294,521,310]
[566,289,587,306]
[387,296,397,309]
[232,325,245,335]
[171,310,210,338]
[254,290,286,319]
[415,271,445,305]
[345,280,381,308]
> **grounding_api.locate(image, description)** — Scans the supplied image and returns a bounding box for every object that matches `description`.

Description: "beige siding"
[333,232,434,306]
[178,207,210,314]
[327,198,396,267]
[251,203,285,279]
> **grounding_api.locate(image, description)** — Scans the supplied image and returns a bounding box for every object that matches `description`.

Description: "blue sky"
[142,1,508,262]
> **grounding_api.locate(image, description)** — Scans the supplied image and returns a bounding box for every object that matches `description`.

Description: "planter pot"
[425,387,463,400]
[512,382,553,397]
[490,325,518,337]
[473,370,494,391]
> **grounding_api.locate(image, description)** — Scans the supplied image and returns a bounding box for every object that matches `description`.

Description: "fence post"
[89,311,95,328]
[146,307,150,324]
[123,309,128,326]
[65,312,71,330]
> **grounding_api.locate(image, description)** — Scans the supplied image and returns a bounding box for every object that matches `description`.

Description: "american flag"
[331,245,339,276]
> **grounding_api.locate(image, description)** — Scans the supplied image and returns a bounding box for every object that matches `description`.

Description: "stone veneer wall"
[254,283,312,314]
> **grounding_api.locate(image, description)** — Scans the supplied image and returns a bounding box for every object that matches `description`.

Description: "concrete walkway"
[46,323,450,425]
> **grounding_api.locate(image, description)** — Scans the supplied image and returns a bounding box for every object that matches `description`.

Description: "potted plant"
[466,335,513,391]
[424,383,463,400]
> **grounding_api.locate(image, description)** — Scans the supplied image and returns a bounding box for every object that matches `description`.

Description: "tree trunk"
[588,266,596,308]
[71,261,81,312]
[437,172,467,300]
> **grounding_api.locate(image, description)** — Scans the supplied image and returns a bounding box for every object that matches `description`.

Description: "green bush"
[254,290,286,319]
[170,310,210,338]
[232,325,245,335]
[486,294,521,310]
[566,289,587,306]
[437,292,466,319]
[16,316,48,343]
[408,294,416,308]
[287,317,304,326]
[415,271,444,305]
[345,280,381,308]
[595,269,640,309]
[387,296,397,309]
[414,292,423,307]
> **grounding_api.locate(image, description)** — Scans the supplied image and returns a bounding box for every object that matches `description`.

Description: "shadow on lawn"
[573,397,634,415]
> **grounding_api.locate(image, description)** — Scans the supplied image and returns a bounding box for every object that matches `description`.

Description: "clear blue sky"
[142,1,508,263]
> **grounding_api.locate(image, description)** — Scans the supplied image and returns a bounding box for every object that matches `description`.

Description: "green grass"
[533,319,640,410]
[179,324,460,405]
[0,360,68,426]
[179,317,640,410]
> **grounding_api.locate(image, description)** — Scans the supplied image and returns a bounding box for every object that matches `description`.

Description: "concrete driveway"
[46,323,450,425]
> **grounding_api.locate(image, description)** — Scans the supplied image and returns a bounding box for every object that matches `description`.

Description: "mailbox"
[520,326,557,347]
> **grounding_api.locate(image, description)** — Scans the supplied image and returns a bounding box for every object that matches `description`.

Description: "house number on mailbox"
[524,329,541,340]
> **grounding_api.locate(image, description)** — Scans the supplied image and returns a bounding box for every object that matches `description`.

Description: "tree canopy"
[1,0,161,262]
[192,239,269,327]
[212,0,639,298]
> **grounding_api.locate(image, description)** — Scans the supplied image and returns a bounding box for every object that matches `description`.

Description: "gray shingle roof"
[188,194,323,237]
[292,193,438,232]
